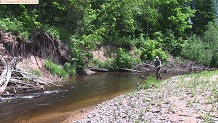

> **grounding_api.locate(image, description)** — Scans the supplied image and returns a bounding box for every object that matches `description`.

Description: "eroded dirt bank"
[0,31,71,94]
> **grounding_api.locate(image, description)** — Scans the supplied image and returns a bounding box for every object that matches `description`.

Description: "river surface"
[0,72,179,123]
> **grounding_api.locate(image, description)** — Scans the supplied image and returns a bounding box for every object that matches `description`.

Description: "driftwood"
[0,57,60,95]
[89,68,109,72]
[0,57,18,95]
[119,68,142,73]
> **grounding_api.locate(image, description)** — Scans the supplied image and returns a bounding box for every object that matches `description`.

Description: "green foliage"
[30,69,42,76]
[158,0,194,37]
[69,37,85,69]
[64,62,76,76]
[90,58,116,71]
[203,23,218,67]
[96,0,137,39]
[182,23,218,67]
[143,76,160,89]
[91,58,104,68]
[109,36,133,48]
[114,48,139,69]
[44,60,67,77]
[42,25,61,39]
[0,0,215,73]
[138,38,167,60]
[191,0,217,35]
[103,58,116,70]
[19,5,41,32]
[199,113,215,123]
[159,30,184,56]
[182,35,213,66]
[69,36,94,72]
[0,18,29,39]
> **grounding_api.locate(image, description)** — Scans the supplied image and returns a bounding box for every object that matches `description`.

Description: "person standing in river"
[154,56,162,79]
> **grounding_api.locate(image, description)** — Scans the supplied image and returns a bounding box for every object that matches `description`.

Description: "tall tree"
[191,0,217,35]
[158,0,194,37]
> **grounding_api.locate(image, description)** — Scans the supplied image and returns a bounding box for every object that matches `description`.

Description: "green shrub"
[161,30,183,56]
[108,36,133,49]
[44,60,67,77]
[182,23,218,67]
[103,58,116,70]
[43,25,61,39]
[69,36,96,73]
[114,48,139,69]
[210,52,218,67]
[90,58,116,71]
[181,35,213,66]
[139,39,167,60]
[202,22,218,67]
[69,36,87,69]
[91,58,104,68]
[0,18,29,39]
[64,62,76,75]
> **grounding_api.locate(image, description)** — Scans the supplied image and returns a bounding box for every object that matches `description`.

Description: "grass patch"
[44,59,67,77]
[199,113,215,123]
[143,76,161,89]
[30,69,42,76]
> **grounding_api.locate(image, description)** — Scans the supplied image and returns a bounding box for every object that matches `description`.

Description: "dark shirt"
[154,59,161,68]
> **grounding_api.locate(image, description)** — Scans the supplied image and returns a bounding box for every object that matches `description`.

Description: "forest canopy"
[0,0,218,74]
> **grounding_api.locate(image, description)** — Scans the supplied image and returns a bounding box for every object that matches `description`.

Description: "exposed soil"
[0,31,70,94]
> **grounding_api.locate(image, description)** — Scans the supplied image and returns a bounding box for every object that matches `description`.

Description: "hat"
[155,56,159,59]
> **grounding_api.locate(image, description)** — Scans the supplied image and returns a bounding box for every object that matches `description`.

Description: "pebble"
[74,75,218,123]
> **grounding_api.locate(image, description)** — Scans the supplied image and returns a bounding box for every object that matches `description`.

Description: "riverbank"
[68,70,218,123]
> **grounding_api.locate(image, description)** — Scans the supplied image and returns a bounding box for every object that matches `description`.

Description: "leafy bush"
[90,58,116,71]
[182,23,218,67]
[182,35,213,66]
[70,36,87,67]
[45,60,67,77]
[69,36,95,73]
[64,62,76,75]
[43,25,61,39]
[156,30,183,56]
[202,22,218,67]
[139,39,167,60]
[90,58,104,68]
[114,48,139,69]
[0,18,29,39]
[108,36,133,49]
[103,58,116,70]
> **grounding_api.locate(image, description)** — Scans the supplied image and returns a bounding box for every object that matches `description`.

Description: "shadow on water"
[0,71,184,123]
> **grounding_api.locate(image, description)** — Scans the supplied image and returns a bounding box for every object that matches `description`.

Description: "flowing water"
[0,72,179,123]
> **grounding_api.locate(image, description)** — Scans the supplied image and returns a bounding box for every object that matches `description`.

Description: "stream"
[0,72,180,123]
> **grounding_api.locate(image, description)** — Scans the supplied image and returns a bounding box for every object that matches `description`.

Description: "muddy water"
[0,72,178,123]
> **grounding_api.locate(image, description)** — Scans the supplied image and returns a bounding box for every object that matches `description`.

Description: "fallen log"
[89,68,109,72]
[118,68,142,72]
[0,57,18,95]
[0,56,62,95]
